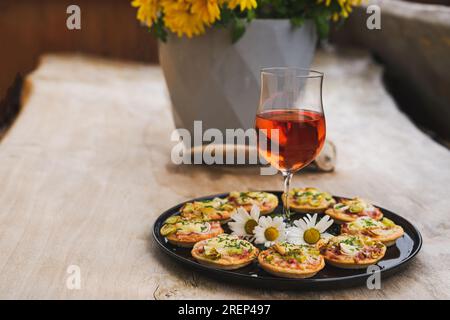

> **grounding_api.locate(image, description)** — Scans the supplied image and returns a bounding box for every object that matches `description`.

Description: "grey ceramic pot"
[159,19,317,138]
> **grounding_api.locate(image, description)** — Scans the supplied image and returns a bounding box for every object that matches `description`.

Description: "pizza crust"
[181,206,234,222]
[257,248,325,279]
[325,208,383,224]
[260,193,279,215]
[282,189,335,214]
[371,226,404,246]
[284,197,334,214]
[341,225,404,247]
[165,225,224,247]
[228,192,279,215]
[322,245,386,269]
[191,237,259,270]
[167,237,200,248]
[192,251,259,270]
[258,256,325,279]
[324,255,385,269]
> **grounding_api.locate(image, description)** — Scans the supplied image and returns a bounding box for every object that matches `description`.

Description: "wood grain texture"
[0,50,449,299]
[0,0,158,102]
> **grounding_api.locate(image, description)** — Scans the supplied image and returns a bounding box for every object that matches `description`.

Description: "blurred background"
[0,0,449,146]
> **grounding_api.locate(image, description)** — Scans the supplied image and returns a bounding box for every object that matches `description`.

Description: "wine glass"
[255,68,326,221]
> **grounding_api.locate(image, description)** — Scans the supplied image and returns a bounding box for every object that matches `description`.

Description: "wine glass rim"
[261,67,323,78]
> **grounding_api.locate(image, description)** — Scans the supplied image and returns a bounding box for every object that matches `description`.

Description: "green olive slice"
[308,198,321,207]
[160,224,177,236]
[381,217,395,227]
[164,215,181,224]
[349,204,364,213]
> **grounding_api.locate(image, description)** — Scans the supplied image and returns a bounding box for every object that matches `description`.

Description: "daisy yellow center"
[303,228,321,244]
[244,219,258,235]
[264,227,279,241]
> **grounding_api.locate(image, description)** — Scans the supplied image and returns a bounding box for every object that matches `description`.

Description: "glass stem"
[282,171,293,222]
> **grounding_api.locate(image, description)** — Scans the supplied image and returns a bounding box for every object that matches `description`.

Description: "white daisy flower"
[254,216,287,247]
[287,214,334,245]
[228,205,260,239]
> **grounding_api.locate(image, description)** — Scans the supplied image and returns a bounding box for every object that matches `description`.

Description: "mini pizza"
[191,234,259,270]
[160,215,224,247]
[325,197,383,223]
[258,242,325,278]
[320,234,386,269]
[180,197,236,223]
[283,187,335,213]
[227,191,278,215]
[341,216,404,246]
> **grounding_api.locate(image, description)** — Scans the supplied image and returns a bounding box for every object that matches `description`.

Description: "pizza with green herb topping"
[180,197,236,223]
[160,215,224,247]
[320,234,386,269]
[227,191,278,215]
[325,197,383,223]
[258,242,325,278]
[191,234,259,270]
[283,187,336,213]
[341,217,404,246]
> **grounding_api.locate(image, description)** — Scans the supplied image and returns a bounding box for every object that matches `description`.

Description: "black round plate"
[153,191,422,290]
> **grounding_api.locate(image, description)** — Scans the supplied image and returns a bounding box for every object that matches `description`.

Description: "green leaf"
[154,26,167,42]
[218,7,234,26]
[231,19,246,44]
[246,9,256,22]
[314,14,330,39]
[151,16,167,42]
[290,16,305,28]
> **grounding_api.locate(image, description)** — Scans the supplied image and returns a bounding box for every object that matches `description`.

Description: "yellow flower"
[332,12,340,22]
[191,0,221,24]
[131,0,160,27]
[317,0,362,21]
[162,0,207,38]
[227,0,257,11]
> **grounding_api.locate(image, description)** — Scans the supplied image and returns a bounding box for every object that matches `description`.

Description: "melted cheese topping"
[290,188,333,206]
[209,197,230,209]
[325,234,385,260]
[339,243,361,256]
[291,187,322,197]
[346,217,398,237]
[181,198,236,222]
[201,234,254,257]
[349,217,384,229]
[329,235,364,256]
[334,198,375,212]
[370,228,397,237]
[229,191,273,205]
[176,221,211,234]
[268,242,322,267]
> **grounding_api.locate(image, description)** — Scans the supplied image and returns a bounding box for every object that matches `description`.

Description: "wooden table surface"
[0,50,449,299]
